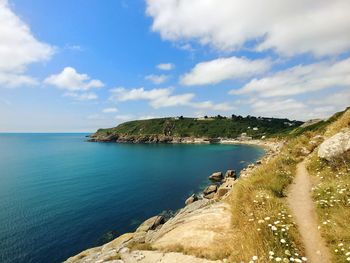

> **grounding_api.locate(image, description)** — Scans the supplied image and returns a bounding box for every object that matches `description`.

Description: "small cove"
[0,133,265,263]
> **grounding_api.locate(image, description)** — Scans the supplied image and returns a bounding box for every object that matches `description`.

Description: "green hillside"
[93,115,303,139]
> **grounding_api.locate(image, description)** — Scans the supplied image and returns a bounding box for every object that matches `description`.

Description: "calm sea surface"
[0,133,265,263]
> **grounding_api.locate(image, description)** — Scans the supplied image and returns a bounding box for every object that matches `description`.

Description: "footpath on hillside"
[287,161,331,263]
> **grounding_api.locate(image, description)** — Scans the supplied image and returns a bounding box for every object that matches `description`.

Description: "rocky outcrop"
[148,200,233,252]
[224,170,236,179]
[209,172,223,181]
[185,194,198,205]
[89,133,212,144]
[318,128,350,161]
[215,178,237,199]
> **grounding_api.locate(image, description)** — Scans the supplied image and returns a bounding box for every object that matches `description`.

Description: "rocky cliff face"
[88,133,214,144]
[64,200,231,263]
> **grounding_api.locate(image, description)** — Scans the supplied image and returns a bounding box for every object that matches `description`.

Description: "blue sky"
[0,0,349,132]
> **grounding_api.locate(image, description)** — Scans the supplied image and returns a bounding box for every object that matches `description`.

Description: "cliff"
[89,116,303,143]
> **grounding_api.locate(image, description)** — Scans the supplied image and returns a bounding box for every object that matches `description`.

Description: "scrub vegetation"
[95,115,302,139]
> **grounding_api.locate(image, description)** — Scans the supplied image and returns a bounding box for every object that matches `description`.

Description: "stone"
[185,194,198,206]
[136,215,165,233]
[203,185,218,195]
[209,172,223,181]
[224,170,236,179]
[204,192,215,199]
[215,179,236,199]
[318,129,350,161]
[300,147,311,156]
[256,160,262,165]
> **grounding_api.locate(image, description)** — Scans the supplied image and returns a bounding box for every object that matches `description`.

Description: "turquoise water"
[0,133,264,263]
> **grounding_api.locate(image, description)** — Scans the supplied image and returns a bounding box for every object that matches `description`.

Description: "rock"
[216,178,237,199]
[185,194,198,206]
[300,119,323,128]
[300,147,311,156]
[132,231,146,243]
[256,160,262,165]
[204,192,215,199]
[318,129,350,161]
[136,216,165,233]
[224,170,236,179]
[203,185,218,195]
[209,172,223,181]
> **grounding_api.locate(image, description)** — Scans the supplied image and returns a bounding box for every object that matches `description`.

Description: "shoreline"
[65,138,281,262]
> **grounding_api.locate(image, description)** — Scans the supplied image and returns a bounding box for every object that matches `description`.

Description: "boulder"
[136,215,165,233]
[185,194,198,206]
[203,185,218,195]
[204,192,215,199]
[216,178,237,198]
[224,170,236,179]
[318,129,350,161]
[209,172,223,181]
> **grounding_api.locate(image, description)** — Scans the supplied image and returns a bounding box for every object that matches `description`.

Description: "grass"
[224,134,318,262]
[305,108,350,263]
[307,153,350,263]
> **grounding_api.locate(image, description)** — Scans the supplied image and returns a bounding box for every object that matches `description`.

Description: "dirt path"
[287,161,331,263]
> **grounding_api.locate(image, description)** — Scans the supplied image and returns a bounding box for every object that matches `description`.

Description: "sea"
[0,133,265,263]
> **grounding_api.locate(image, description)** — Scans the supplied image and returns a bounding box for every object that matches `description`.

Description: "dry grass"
[307,152,350,263]
[324,108,350,137]
[224,134,320,262]
[127,241,155,251]
[304,108,350,263]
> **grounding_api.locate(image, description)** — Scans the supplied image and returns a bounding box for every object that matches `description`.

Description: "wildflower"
[280,238,286,244]
[301,257,307,261]
[252,255,258,260]
[275,257,282,262]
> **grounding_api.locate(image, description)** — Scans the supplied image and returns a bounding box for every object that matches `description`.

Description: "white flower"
[280,239,286,243]
[301,257,307,261]
[276,257,282,262]
[252,255,258,260]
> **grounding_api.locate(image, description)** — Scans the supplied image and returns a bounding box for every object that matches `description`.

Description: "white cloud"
[150,93,194,108]
[110,87,172,102]
[231,57,350,98]
[115,114,134,121]
[145,74,168,84]
[0,0,54,87]
[109,87,233,111]
[181,57,271,86]
[44,67,104,91]
[146,0,350,56]
[157,63,175,70]
[0,72,38,88]
[102,107,118,113]
[64,92,98,101]
[190,101,234,111]
[110,87,194,109]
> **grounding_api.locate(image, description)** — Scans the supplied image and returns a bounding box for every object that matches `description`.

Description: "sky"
[0,0,349,132]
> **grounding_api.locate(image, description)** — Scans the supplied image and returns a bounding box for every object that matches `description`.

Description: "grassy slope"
[224,108,349,262]
[306,109,350,263]
[95,117,302,139]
